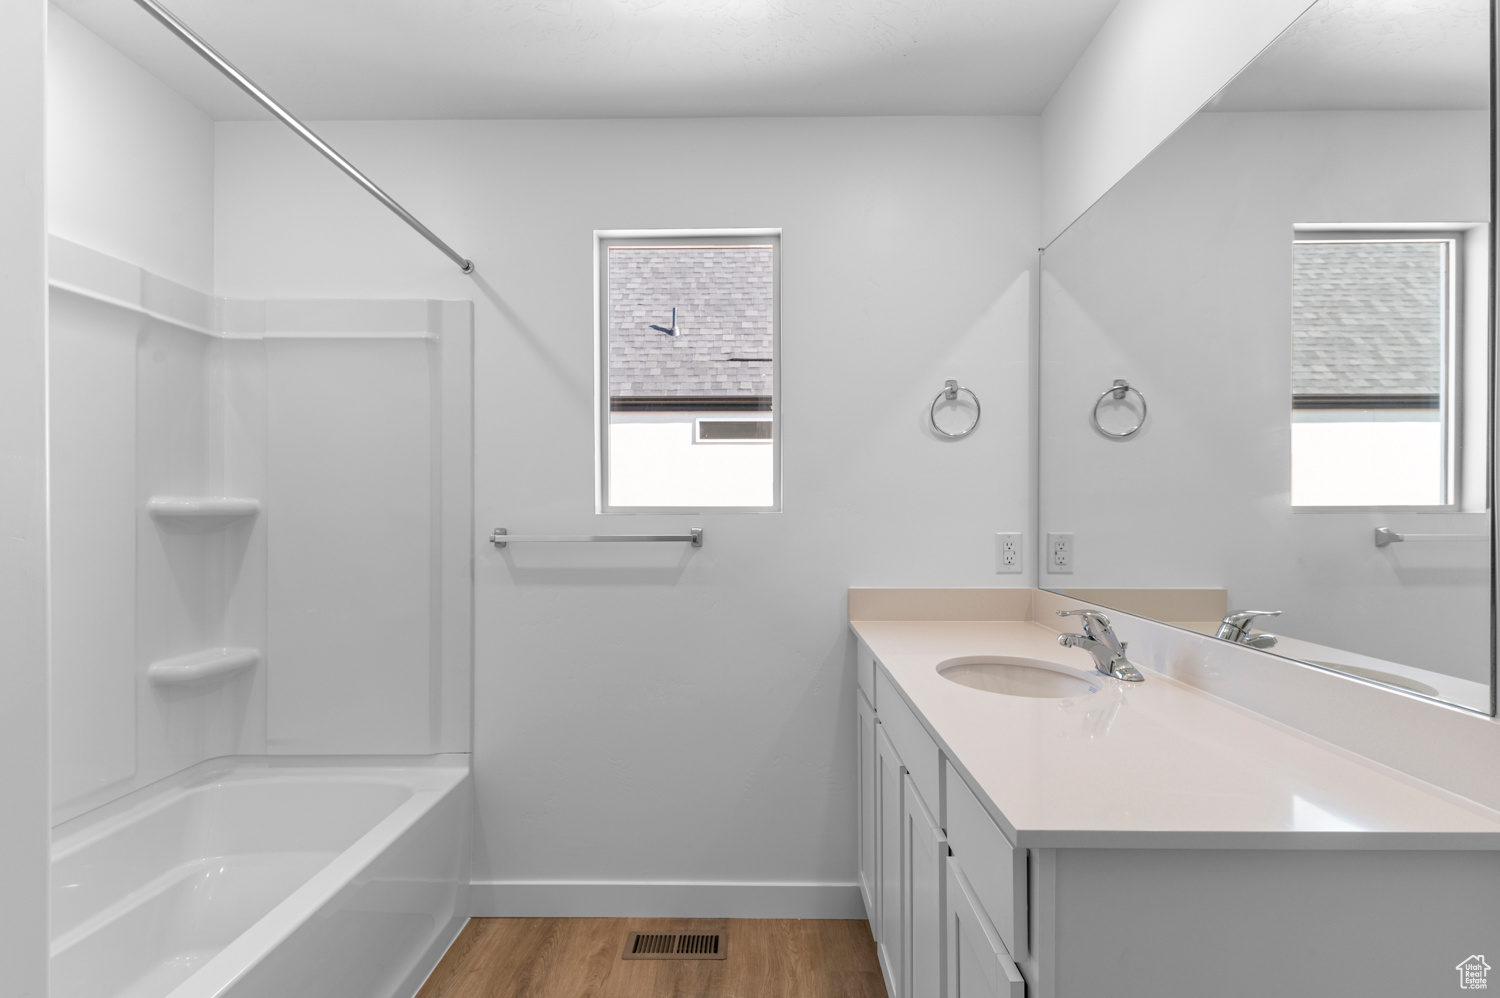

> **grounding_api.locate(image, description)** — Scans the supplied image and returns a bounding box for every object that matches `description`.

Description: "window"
[596,232,780,511]
[1290,230,1474,508]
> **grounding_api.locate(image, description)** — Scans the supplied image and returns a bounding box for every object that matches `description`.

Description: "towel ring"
[1091,379,1147,438]
[930,379,981,439]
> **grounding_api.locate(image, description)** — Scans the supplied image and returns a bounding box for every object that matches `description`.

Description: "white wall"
[46,5,214,291]
[214,116,1039,914]
[1040,0,1314,245]
[1040,110,1489,683]
[1,1,50,993]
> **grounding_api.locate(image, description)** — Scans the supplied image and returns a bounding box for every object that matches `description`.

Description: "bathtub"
[50,756,470,998]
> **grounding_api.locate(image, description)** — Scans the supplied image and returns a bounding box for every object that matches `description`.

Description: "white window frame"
[1291,224,1489,513]
[594,229,782,514]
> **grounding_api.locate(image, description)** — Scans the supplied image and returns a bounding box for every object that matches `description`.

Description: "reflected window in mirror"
[1290,229,1487,510]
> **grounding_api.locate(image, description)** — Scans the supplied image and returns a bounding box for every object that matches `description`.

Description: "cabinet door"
[903,771,946,998]
[857,690,877,925]
[876,722,906,998]
[946,859,1025,998]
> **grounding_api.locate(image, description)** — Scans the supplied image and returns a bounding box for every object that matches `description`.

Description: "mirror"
[1038,0,1494,713]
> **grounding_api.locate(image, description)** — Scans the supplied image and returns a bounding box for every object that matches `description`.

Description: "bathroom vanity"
[851,589,1500,998]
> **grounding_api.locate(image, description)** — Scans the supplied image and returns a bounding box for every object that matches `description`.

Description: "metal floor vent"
[621,930,727,960]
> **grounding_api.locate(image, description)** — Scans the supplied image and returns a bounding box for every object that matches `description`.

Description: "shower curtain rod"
[129,0,475,275]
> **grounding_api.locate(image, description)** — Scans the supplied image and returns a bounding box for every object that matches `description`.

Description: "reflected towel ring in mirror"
[1091,379,1147,438]
[930,379,981,439]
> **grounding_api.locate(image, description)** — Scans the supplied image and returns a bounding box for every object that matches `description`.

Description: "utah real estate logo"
[1457,955,1491,990]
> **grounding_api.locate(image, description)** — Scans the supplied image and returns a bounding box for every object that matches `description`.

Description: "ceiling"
[1208,0,1489,112]
[52,0,1123,120]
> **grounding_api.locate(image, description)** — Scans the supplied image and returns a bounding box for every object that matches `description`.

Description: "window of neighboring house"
[597,232,780,511]
[1290,230,1479,509]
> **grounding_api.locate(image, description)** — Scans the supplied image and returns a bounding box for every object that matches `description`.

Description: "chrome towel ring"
[930,379,981,439]
[1091,379,1147,438]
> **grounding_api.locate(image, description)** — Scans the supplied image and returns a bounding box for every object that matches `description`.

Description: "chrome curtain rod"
[129,0,475,275]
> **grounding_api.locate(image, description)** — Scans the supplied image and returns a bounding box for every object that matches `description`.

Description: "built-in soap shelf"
[147,646,260,685]
[147,496,260,531]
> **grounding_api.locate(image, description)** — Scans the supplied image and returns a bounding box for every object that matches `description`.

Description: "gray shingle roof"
[607,245,773,399]
[1292,241,1444,397]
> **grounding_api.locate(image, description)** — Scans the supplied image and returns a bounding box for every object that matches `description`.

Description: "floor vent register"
[620,931,727,960]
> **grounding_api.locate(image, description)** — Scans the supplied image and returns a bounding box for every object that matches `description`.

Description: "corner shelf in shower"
[147,646,261,685]
[147,496,261,530]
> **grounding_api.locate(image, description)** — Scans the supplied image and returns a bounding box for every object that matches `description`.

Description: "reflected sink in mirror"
[938,656,1101,698]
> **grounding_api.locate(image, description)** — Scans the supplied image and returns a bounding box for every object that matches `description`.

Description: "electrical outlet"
[1047,532,1073,574]
[995,533,1022,574]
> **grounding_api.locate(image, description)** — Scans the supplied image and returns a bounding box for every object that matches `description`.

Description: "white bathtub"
[50,756,470,998]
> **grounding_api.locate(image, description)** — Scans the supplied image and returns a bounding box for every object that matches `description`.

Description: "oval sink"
[1304,661,1440,698]
[937,656,1101,698]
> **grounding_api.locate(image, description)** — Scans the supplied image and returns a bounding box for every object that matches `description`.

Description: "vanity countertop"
[852,617,1500,850]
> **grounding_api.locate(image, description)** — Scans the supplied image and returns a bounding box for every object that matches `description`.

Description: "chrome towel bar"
[1375,527,1488,548]
[491,527,703,549]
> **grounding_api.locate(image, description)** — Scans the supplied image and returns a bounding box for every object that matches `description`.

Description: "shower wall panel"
[47,240,473,824]
[264,335,437,753]
[49,289,140,807]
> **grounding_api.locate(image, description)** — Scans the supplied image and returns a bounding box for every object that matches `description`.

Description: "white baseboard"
[469,881,865,919]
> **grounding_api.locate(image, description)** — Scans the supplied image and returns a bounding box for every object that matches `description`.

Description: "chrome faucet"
[1216,610,1281,648]
[1055,609,1144,682]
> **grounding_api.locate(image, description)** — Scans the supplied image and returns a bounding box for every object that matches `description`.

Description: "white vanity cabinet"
[860,644,1025,998]
[852,613,1500,998]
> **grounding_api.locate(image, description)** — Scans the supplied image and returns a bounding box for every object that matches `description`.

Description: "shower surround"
[46,237,474,996]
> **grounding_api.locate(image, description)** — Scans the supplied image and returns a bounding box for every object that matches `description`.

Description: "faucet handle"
[1056,608,1111,627]
[1221,609,1281,627]
[1217,609,1282,643]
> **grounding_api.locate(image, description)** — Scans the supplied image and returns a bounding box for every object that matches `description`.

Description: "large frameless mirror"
[1038,0,1495,713]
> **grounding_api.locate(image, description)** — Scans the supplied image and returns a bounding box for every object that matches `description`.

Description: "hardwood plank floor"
[415,918,887,998]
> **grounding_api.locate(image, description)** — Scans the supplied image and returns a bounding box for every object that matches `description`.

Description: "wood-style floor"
[415,917,888,998]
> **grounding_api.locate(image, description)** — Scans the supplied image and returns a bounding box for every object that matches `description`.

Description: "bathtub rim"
[50,754,471,998]
[51,753,468,847]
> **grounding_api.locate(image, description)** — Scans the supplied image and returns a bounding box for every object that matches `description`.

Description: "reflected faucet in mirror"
[1056,610,1144,683]
[1217,610,1282,649]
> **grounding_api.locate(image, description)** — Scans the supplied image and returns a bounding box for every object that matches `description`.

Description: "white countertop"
[853,618,1500,849]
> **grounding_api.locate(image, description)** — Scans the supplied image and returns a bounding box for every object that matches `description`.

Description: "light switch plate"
[995,533,1022,574]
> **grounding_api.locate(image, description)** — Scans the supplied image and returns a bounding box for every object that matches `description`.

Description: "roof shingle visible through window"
[608,245,774,400]
[1292,241,1444,397]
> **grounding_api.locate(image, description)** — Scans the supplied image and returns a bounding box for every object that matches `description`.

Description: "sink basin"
[1303,661,1440,697]
[937,656,1101,698]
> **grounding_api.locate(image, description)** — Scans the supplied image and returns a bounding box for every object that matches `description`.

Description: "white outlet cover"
[1047,532,1073,574]
[995,532,1022,574]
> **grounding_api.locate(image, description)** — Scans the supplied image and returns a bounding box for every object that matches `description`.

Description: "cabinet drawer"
[946,859,1025,998]
[856,637,877,706]
[945,766,1026,958]
[875,668,942,821]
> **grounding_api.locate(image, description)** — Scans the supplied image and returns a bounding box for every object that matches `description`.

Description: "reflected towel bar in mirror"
[491,527,703,548]
[1374,528,1488,548]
